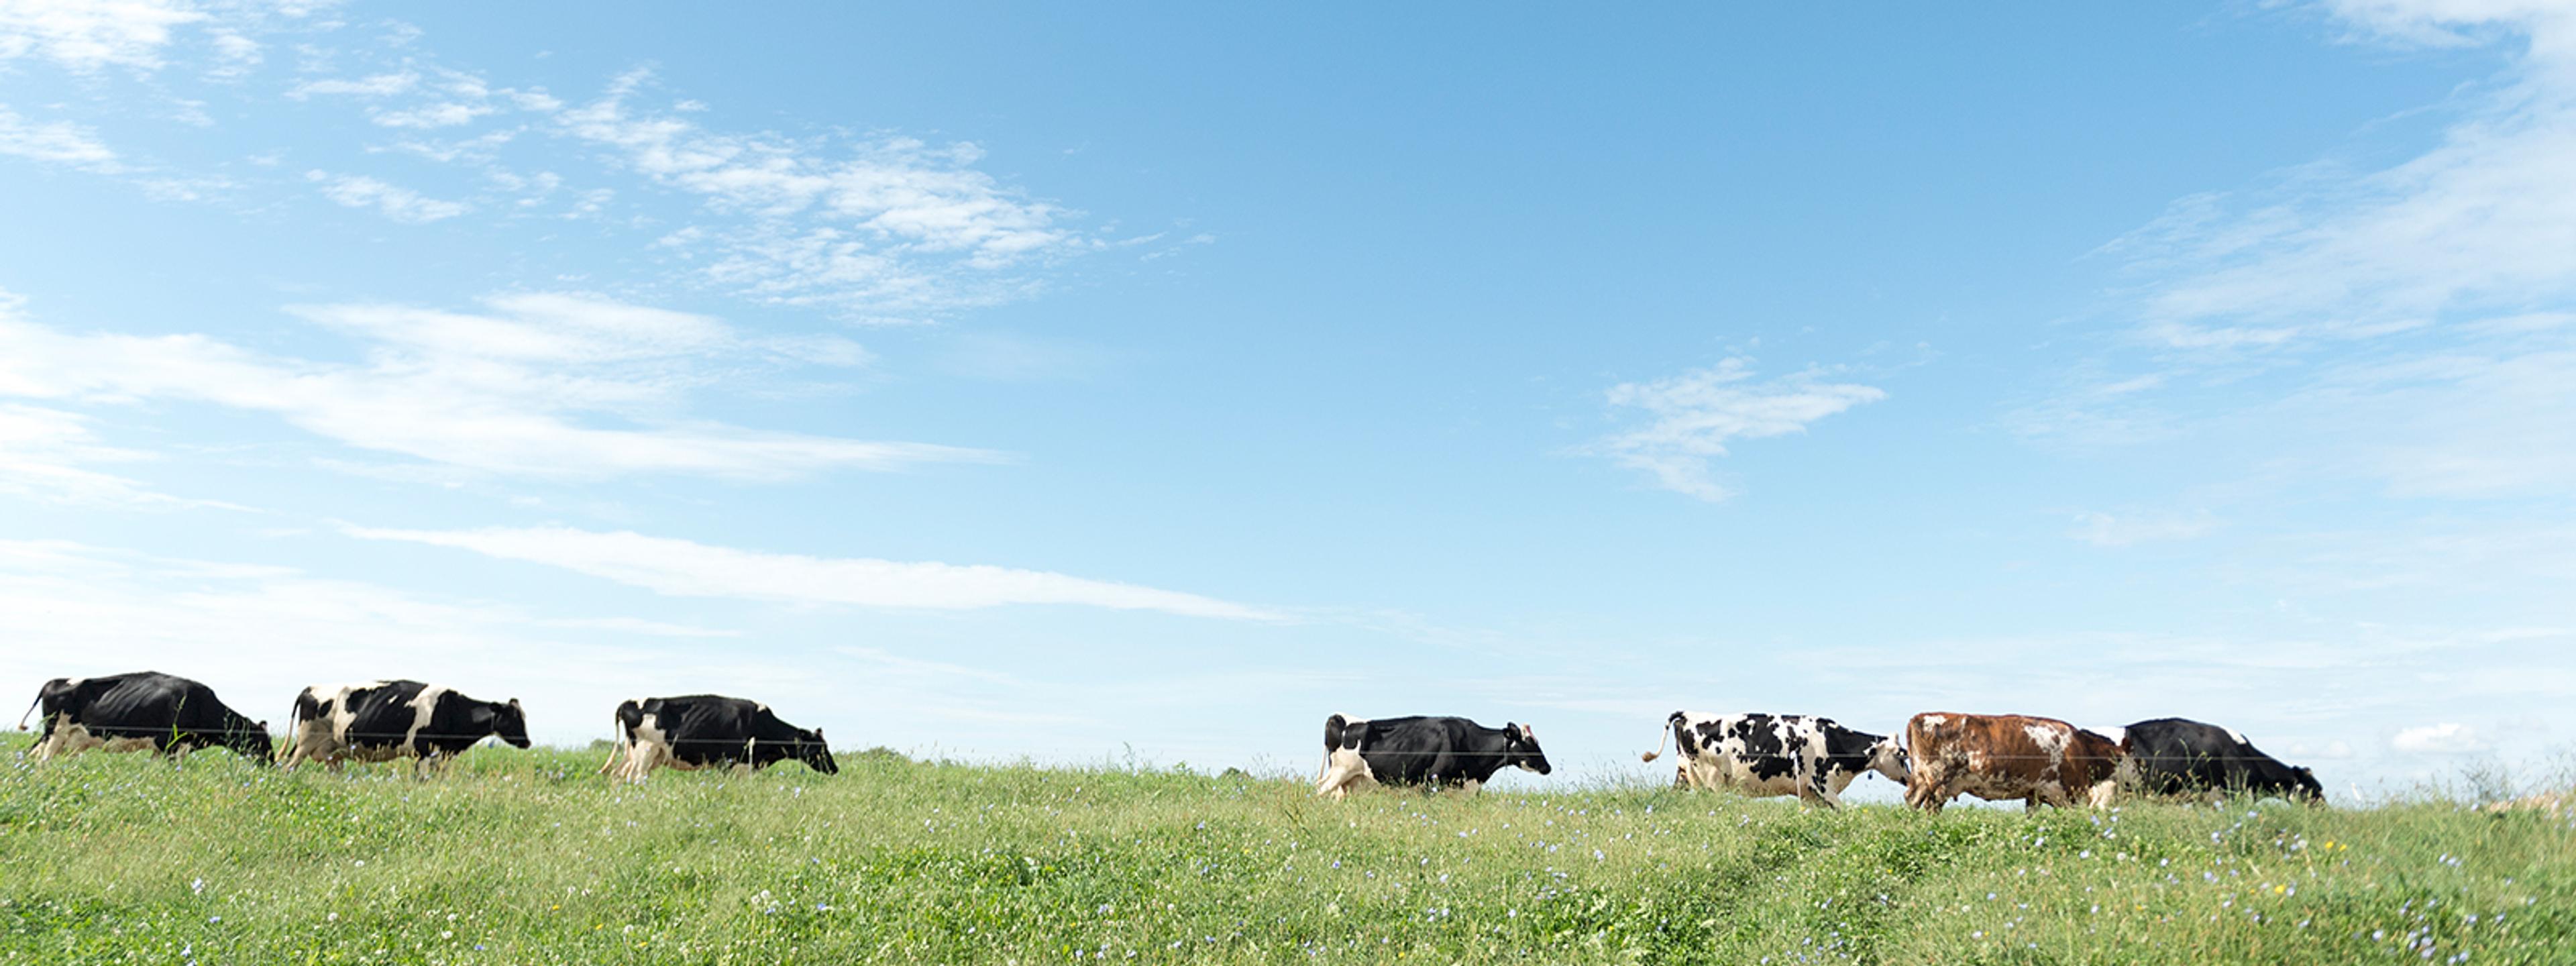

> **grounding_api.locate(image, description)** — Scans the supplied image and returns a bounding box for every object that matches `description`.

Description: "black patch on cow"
[2122,717,2321,802]
[31,671,270,762]
[1701,714,1801,782]
[1817,720,1886,780]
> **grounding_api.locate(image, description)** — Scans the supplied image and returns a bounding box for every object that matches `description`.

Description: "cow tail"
[13,690,40,731]
[1641,711,1682,763]
[598,700,638,775]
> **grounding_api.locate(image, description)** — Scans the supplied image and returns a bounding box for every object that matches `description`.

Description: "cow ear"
[507,698,521,710]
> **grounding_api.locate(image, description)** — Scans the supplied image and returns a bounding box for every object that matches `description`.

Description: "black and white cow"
[2117,718,2322,802]
[19,672,271,763]
[278,680,530,773]
[598,694,838,782]
[1641,712,1908,808]
[1314,714,1552,798]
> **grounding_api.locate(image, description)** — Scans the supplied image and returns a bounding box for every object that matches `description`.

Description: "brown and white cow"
[1902,712,2128,812]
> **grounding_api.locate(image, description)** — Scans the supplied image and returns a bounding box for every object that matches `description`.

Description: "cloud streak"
[343,523,1286,622]
[0,290,994,481]
[1591,357,1883,501]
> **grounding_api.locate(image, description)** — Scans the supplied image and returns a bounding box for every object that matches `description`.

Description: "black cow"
[1314,713,1552,797]
[598,694,838,782]
[278,680,531,773]
[2118,718,2322,802]
[19,672,271,763]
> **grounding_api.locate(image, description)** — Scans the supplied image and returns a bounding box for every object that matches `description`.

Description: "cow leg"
[2087,780,2119,810]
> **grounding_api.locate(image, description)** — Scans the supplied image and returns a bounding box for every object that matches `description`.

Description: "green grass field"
[2,737,2569,965]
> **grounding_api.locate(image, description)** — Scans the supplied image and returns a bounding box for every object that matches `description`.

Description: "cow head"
[2290,765,2323,803]
[225,717,276,765]
[1866,734,1910,784]
[492,698,533,749]
[1505,722,1552,776]
[798,727,839,775]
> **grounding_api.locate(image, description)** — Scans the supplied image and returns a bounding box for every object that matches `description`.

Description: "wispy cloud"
[0,105,121,170]
[557,68,1081,321]
[1591,357,1883,501]
[341,523,1287,621]
[0,290,991,481]
[2068,509,2218,547]
[0,0,207,72]
[2103,2,2576,350]
[304,169,467,223]
[0,403,197,507]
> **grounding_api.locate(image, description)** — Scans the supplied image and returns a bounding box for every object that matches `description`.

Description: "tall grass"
[1,737,2569,964]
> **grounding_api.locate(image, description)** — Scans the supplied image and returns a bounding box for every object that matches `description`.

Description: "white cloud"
[341,523,1287,622]
[371,101,494,129]
[304,169,467,223]
[0,0,206,72]
[1591,357,1884,501]
[0,105,121,170]
[0,403,192,506]
[557,69,1079,319]
[0,290,990,481]
[2105,2,2576,348]
[2392,720,2487,754]
[2069,509,2218,547]
[286,70,419,99]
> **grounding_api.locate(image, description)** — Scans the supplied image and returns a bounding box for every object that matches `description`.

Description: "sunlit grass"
[1,736,2569,963]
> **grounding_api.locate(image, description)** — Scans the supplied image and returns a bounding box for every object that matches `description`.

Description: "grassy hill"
[1,739,2569,964]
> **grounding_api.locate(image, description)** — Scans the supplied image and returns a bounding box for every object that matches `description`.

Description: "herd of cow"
[15,670,2327,810]
[1318,710,2324,810]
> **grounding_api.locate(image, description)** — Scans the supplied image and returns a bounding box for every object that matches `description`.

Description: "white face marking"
[1921,714,1948,729]
[2223,727,2249,747]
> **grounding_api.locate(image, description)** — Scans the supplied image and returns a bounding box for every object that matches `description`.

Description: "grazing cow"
[1314,714,1552,798]
[19,672,271,763]
[600,695,837,782]
[2120,718,2322,802]
[1903,712,2128,812]
[278,680,530,773]
[1640,712,1908,808]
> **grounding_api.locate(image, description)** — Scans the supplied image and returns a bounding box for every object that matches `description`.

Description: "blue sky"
[3,1,2571,799]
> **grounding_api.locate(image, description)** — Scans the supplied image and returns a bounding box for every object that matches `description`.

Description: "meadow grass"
[1,736,2569,964]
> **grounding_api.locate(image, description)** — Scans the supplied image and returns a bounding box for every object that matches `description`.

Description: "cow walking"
[1315,714,1551,798]
[278,680,530,774]
[19,672,271,763]
[1642,711,1907,808]
[1903,712,2127,812]
[600,695,837,782]
[2119,718,2322,802]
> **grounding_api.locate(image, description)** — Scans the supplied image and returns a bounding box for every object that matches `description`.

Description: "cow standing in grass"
[1641,711,1908,808]
[19,672,271,763]
[1903,712,2128,812]
[599,695,838,782]
[1315,714,1552,798]
[278,680,530,775]
[2118,718,2322,802]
